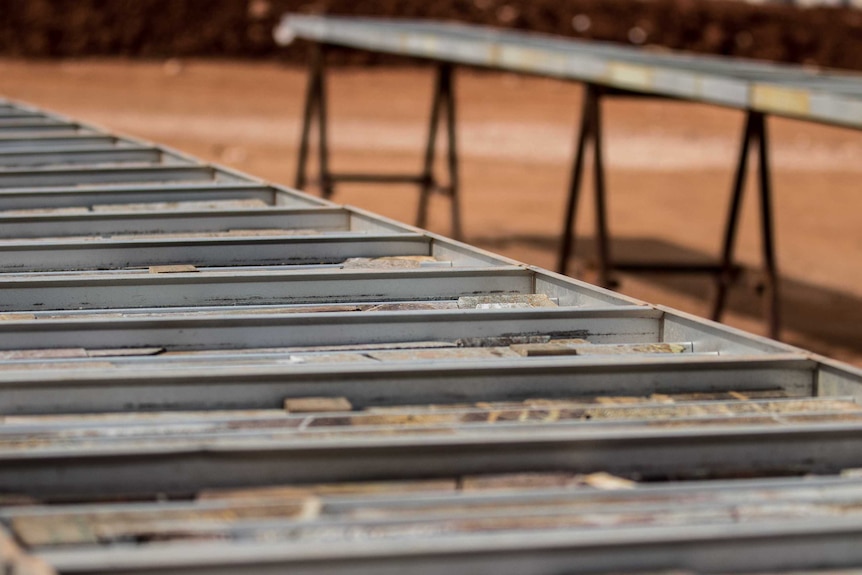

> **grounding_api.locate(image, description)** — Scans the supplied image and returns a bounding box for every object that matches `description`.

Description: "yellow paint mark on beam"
[488,43,502,67]
[499,48,563,74]
[607,62,653,90]
[421,35,437,55]
[751,84,810,116]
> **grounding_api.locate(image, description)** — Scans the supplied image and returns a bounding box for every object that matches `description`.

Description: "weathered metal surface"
[0,146,163,168]
[10,475,862,574]
[457,294,557,309]
[511,341,689,356]
[342,255,448,269]
[0,134,117,151]
[0,266,544,312]
[0,354,820,415]
[90,198,270,212]
[0,165,219,188]
[0,184,280,212]
[1,397,857,452]
[1,99,862,575]
[0,306,663,351]
[0,233,431,272]
[279,15,862,129]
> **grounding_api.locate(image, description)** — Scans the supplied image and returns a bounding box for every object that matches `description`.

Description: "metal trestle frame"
[558,84,780,339]
[296,45,463,239]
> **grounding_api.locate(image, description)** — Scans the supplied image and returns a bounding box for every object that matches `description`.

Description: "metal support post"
[294,49,462,239]
[417,63,463,239]
[558,84,613,287]
[591,86,613,287]
[758,115,780,339]
[295,44,331,196]
[711,110,780,339]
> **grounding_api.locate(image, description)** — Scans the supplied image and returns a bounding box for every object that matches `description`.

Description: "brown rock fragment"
[148,264,198,274]
[284,396,354,413]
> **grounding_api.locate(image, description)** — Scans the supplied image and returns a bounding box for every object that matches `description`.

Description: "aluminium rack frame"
[1,97,862,575]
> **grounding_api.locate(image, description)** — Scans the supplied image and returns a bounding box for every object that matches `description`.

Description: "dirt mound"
[2,0,862,70]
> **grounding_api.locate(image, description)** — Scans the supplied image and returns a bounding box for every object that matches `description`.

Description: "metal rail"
[0,134,118,150]
[0,183,320,211]
[1,99,862,574]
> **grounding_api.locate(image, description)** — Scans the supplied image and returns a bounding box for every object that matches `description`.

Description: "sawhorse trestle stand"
[296,45,463,239]
[296,54,781,338]
[557,84,781,339]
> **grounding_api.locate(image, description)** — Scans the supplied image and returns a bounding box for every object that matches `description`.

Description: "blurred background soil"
[3,0,862,70]
[1,1,861,364]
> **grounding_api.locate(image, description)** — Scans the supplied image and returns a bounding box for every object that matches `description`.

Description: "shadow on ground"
[471,233,862,359]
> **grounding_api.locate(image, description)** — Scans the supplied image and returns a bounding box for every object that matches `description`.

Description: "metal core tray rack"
[1,98,862,575]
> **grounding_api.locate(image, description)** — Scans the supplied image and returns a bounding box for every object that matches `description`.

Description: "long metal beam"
[0,266,529,310]
[8,474,862,574]
[4,417,862,498]
[0,118,70,129]
[0,306,657,350]
[0,207,353,239]
[28,522,862,575]
[0,226,518,271]
[0,146,164,168]
[0,183,283,211]
[277,15,862,129]
[0,233,430,272]
[10,475,862,574]
[0,354,814,415]
[0,165,217,188]
[0,123,85,135]
[0,135,117,150]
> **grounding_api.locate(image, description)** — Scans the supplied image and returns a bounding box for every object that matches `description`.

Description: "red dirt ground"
[1,59,860,364]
